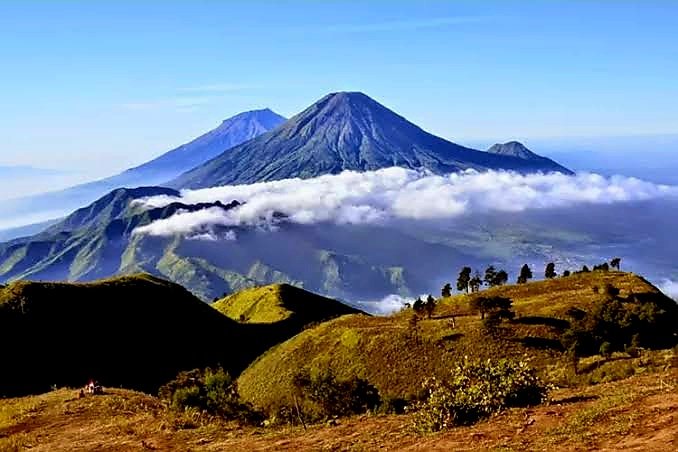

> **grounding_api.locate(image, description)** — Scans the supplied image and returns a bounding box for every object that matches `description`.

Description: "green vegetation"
[159,367,260,424]
[413,358,548,432]
[285,371,381,423]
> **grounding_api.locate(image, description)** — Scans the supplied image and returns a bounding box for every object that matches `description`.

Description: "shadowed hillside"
[0,275,358,397]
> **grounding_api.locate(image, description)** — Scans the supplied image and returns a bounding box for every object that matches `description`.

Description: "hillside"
[0,274,241,396]
[1,370,677,451]
[0,109,285,235]
[170,92,572,189]
[237,271,678,411]
[0,275,355,397]
[213,283,360,323]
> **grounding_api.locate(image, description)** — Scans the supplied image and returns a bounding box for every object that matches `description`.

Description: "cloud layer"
[659,280,678,301]
[133,168,678,238]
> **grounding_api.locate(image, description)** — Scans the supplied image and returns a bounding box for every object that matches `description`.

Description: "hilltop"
[170,92,572,189]
[213,283,360,323]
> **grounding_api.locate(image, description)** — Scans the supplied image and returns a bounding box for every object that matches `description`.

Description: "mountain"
[0,274,359,397]
[0,184,484,302]
[0,109,285,230]
[171,92,572,189]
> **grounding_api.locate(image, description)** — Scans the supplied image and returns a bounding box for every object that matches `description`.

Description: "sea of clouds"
[132,168,678,238]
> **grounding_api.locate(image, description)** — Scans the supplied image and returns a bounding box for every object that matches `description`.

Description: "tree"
[545,262,557,279]
[562,270,571,277]
[413,297,425,316]
[469,272,482,293]
[484,266,497,287]
[610,257,621,271]
[493,270,509,286]
[424,295,437,319]
[517,264,533,284]
[581,265,590,273]
[470,296,513,320]
[457,267,472,293]
[593,262,609,272]
[441,283,452,298]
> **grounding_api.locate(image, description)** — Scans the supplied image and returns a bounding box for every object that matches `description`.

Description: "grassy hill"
[0,274,245,396]
[237,271,678,411]
[0,275,358,397]
[213,283,360,323]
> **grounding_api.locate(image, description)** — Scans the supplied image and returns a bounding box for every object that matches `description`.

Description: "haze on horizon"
[1,0,677,177]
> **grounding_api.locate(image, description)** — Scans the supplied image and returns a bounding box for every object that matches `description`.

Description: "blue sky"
[1,1,677,175]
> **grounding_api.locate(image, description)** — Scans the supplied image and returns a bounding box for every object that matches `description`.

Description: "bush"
[292,370,381,421]
[413,358,548,432]
[159,367,260,423]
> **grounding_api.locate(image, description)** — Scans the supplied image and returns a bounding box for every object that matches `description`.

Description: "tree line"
[445,257,622,296]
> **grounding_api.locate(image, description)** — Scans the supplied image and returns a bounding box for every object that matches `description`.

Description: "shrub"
[159,367,260,423]
[292,370,381,421]
[413,358,548,432]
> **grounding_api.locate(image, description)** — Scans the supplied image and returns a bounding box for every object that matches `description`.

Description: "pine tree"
[484,265,497,287]
[469,272,482,293]
[545,262,557,279]
[457,267,472,293]
[517,264,533,284]
[441,283,452,298]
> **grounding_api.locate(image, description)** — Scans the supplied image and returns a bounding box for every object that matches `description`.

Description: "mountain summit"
[124,108,286,181]
[487,141,544,160]
[170,92,572,189]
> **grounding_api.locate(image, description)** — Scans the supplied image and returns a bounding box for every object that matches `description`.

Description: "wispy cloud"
[321,16,494,33]
[132,168,678,238]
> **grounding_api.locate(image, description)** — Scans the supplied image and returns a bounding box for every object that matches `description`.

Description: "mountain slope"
[0,109,285,231]
[213,283,361,323]
[171,92,572,189]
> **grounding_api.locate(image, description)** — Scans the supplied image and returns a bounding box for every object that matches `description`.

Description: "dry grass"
[1,370,676,451]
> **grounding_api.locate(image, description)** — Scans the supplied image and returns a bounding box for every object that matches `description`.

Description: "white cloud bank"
[133,168,678,238]
[659,280,678,301]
